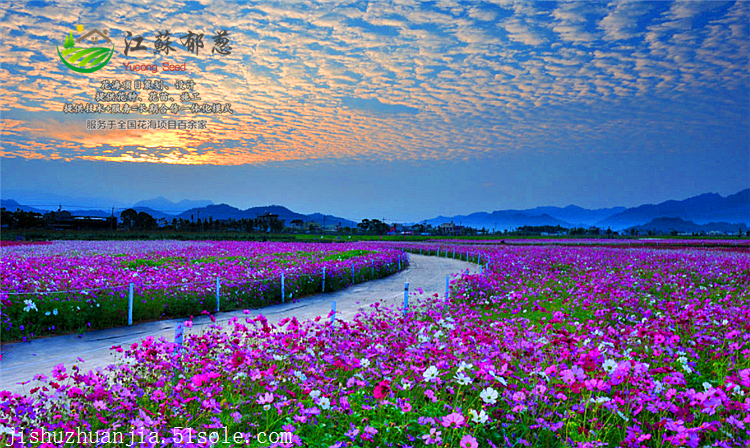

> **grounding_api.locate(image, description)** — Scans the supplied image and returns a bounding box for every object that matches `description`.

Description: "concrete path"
[1,254,477,395]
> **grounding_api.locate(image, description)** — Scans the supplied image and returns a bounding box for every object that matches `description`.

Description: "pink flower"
[257,392,274,405]
[52,363,67,381]
[424,389,437,403]
[374,380,390,401]
[460,434,478,448]
[441,412,465,428]
[401,402,412,413]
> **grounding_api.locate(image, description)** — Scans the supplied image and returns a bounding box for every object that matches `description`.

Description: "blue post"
[478,253,481,264]
[445,275,450,299]
[322,267,326,292]
[128,282,134,326]
[281,273,285,303]
[371,259,374,277]
[351,265,355,284]
[403,282,409,315]
[398,256,401,271]
[215,278,220,312]
[437,247,440,257]
[174,322,184,347]
[453,248,455,258]
[331,300,336,324]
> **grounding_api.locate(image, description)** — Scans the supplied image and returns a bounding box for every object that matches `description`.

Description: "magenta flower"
[460,434,479,448]
[441,412,465,428]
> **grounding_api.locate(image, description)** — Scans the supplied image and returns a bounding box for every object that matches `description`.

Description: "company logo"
[57,25,115,73]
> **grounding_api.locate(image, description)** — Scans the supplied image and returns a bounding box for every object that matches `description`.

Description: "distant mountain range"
[134,196,213,213]
[628,217,748,234]
[417,189,749,231]
[598,190,749,229]
[172,204,357,228]
[0,197,357,229]
[418,206,626,231]
[2,189,748,232]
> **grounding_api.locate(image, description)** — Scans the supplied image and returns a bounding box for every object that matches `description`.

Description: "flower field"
[2,243,749,447]
[0,241,407,342]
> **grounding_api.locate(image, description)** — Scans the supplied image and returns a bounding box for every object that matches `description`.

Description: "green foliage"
[63,32,75,49]
[323,249,373,261]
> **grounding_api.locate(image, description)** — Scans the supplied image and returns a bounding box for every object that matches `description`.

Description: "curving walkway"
[0,254,477,395]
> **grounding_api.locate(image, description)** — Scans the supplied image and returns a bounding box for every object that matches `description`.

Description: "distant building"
[257,212,283,231]
[44,210,116,230]
[439,222,456,234]
[304,221,322,232]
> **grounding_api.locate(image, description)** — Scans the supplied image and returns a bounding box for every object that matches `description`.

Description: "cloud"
[340,96,420,115]
[0,0,747,167]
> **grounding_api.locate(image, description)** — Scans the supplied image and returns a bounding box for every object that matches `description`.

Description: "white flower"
[594,397,611,404]
[702,381,712,392]
[653,380,664,394]
[53,308,58,315]
[677,356,688,365]
[360,358,371,368]
[263,404,271,411]
[294,371,307,382]
[454,371,472,386]
[480,387,498,405]
[317,396,330,410]
[23,299,38,312]
[45,311,51,316]
[309,390,322,400]
[401,379,412,390]
[423,366,439,382]
[273,355,284,361]
[602,359,617,374]
[469,409,488,424]
[457,361,473,372]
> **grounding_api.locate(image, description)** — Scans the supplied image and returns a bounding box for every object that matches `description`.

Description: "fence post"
[215,278,220,312]
[322,267,326,292]
[478,253,481,264]
[437,247,440,257]
[398,256,401,271]
[128,282,134,326]
[331,300,337,325]
[453,248,455,258]
[281,273,285,303]
[403,281,409,316]
[371,259,374,277]
[174,322,184,347]
[351,265,355,285]
[445,275,450,299]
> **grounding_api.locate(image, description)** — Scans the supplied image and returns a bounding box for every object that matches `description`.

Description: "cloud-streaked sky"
[1,0,748,221]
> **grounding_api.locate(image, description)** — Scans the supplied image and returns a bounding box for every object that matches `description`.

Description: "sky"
[1,0,748,222]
